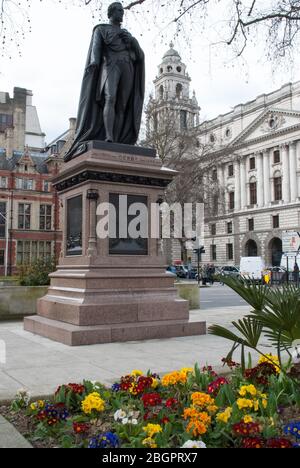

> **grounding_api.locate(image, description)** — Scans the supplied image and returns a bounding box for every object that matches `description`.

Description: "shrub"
[18,257,56,286]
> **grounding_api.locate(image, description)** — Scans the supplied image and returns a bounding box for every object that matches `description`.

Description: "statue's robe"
[64,24,145,162]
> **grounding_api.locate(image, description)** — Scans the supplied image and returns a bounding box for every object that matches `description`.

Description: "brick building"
[0,87,63,276]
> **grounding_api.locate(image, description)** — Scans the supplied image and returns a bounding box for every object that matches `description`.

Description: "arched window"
[159,85,164,100]
[245,239,258,257]
[167,66,173,72]
[176,83,183,99]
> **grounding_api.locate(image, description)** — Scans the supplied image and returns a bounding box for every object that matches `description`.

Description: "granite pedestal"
[24,141,206,345]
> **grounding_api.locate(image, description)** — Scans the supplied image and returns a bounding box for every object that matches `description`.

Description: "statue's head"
[108,2,124,23]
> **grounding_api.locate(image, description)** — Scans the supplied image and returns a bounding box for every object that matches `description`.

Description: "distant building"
[0,87,63,276]
[198,82,300,267]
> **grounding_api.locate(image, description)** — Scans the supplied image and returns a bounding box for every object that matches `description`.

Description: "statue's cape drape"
[64,25,145,162]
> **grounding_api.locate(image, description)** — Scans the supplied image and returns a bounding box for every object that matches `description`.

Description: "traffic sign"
[282,231,300,253]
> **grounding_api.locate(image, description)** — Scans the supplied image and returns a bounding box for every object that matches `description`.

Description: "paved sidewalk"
[0,305,274,401]
[0,415,32,448]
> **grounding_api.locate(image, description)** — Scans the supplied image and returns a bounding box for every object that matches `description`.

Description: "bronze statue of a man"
[65,2,145,161]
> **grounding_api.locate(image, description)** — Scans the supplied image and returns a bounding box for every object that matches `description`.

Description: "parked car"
[166,265,188,279]
[219,266,240,279]
[184,266,198,279]
[166,265,177,276]
[240,257,265,282]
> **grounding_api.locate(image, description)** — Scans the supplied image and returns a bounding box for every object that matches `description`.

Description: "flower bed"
[1,355,300,449]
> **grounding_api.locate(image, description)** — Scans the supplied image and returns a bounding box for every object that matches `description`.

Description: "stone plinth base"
[24,315,206,346]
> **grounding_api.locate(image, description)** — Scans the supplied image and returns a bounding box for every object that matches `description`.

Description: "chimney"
[69,118,76,136]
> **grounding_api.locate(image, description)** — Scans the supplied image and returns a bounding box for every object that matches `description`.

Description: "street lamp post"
[0,210,9,277]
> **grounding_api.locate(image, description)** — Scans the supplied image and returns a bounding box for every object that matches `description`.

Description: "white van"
[240,257,265,281]
[280,253,300,272]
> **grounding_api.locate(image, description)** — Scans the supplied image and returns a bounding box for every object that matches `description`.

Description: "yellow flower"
[262,399,268,409]
[258,354,280,373]
[162,371,187,386]
[81,392,105,415]
[207,405,218,414]
[131,370,143,377]
[186,419,208,437]
[237,398,253,410]
[243,415,253,423]
[191,392,215,408]
[253,400,259,412]
[180,367,194,376]
[151,378,159,389]
[142,437,157,448]
[216,407,232,424]
[38,400,45,408]
[143,424,163,438]
[30,403,37,411]
[239,385,257,397]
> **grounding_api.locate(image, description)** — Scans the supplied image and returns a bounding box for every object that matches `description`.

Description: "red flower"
[141,393,162,408]
[161,417,170,424]
[73,422,90,434]
[165,398,179,409]
[68,383,85,395]
[233,422,261,436]
[242,437,264,449]
[266,438,292,449]
[47,417,58,426]
[207,377,229,395]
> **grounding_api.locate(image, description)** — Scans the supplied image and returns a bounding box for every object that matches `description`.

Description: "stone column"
[281,144,290,203]
[240,157,246,209]
[262,149,270,206]
[234,159,241,211]
[87,189,99,257]
[257,152,264,207]
[289,141,298,202]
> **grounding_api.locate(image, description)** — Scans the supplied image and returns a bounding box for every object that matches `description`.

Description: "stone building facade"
[0,87,63,276]
[198,82,300,267]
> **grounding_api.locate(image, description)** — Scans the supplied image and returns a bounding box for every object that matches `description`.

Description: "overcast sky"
[1,1,300,144]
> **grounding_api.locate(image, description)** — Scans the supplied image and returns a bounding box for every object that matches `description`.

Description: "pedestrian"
[293,262,299,286]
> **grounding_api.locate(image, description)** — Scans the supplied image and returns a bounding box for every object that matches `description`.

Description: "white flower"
[122,418,129,425]
[292,346,300,364]
[15,389,30,405]
[181,440,207,449]
[114,409,127,422]
[131,419,138,425]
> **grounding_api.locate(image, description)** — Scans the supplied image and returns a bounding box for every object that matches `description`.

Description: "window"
[212,195,218,215]
[274,176,282,201]
[273,215,279,229]
[0,113,13,132]
[248,218,254,231]
[210,134,215,144]
[0,250,4,266]
[180,110,187,130]
[17,241,52,265]
[228,164,234,177]
[211,244,217,261]
[0,177,7,188]
[16,178,34,190]
[249,181,257,205]
[227,243,233,260]
[40,205,52,231]
[0,202,6,238]
[249,157,256,170]
[176,83,183,99]
[274,150,280,164]
[229,191,235,210]
[212,169,218,181]
[211,224,216,236]
[18,203,31,230]
[159,85,164,100]
[44,181,50,192]
[227,222,233,234]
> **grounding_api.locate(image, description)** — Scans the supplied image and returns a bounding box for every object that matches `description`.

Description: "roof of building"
[163,42,181,61]
[0,153,48,174]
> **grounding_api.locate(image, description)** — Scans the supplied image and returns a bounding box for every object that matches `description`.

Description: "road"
[200,283,248,310]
